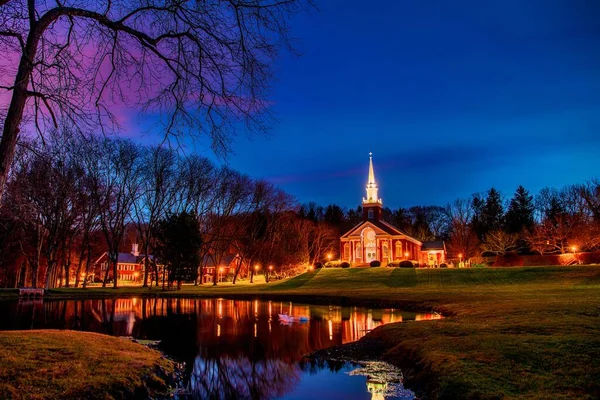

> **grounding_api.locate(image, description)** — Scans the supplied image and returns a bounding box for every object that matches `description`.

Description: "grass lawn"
[5,265,600,399]
[0,330,174,400]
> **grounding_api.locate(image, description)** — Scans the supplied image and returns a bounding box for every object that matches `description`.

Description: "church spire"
[363,152,381,205]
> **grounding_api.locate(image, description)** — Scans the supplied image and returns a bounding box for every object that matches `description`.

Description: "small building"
[201,253,242,283]
[421,240,447,267]
[94,244,158,282]
[340,154,446,266]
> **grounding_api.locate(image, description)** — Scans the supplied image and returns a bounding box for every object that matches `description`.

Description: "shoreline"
[2,266,600,399]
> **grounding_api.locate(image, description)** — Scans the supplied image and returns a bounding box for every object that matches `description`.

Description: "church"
[340,154,446,267]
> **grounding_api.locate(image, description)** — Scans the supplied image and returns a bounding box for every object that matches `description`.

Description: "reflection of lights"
[254,300,258,316]
[218,299,223,317]
[132,298,138,306]
[217,324,221,337]
[328,319,333,340]
[254,323,257,338]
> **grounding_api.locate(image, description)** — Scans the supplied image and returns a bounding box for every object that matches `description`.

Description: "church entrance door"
[363,228,377,263]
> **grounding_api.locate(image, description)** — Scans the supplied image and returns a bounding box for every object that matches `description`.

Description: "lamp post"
[571,246,578,264]
[219,267,224,283]
[404,252,409,260]
[268,265,273,282]
[458,253,463,268]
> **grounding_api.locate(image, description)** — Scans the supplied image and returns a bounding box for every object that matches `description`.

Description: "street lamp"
[219,267,224,282]
[133,272,139,283]
[327,253,332,262]
[268,265,273,282]
[404,252,409,260]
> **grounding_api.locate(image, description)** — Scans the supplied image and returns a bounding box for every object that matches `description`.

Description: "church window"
[395,241,401,259]
[355,244,362,259]
[382,242,389,258]
[368,209,374,219]
[343,243,350,259]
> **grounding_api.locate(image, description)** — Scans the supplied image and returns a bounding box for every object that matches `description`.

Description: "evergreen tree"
[323,204,346,226]
[153,211,202,288]
[505,185,535,233]
[471,194,486,240]
[483,188,504,233]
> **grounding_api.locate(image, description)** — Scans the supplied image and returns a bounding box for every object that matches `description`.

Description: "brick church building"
[340,154,446,267]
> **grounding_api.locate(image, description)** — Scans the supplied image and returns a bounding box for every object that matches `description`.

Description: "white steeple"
[363,152,381,204]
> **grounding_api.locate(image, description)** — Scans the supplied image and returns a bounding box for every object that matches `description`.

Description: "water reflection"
[0,298,439,399]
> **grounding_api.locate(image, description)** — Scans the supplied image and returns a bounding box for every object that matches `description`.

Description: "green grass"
[0,330,174,399]
[5,265,600,399]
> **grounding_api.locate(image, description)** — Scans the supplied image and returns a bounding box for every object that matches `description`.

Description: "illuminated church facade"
[340,154,446,266]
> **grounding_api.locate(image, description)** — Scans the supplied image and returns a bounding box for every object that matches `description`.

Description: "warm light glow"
[268,265,273,271]
[219,267,224,273]
[254,264,260,271]
[404,252,409,258]
[327,253,332,260]
[458,253,462,258]
[571,246,577,252]
[133,272,139,278]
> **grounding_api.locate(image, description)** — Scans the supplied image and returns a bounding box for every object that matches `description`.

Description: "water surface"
[0,298,440,399]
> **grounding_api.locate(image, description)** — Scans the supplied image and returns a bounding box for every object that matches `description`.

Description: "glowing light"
[328,319,333,340]
[254,323,257,337]
[571,246,577,252]
[327,253,332,261]
[217,324,221,337]
[254,264,260,271]
[404,252,409,258]
[268,265,273,271]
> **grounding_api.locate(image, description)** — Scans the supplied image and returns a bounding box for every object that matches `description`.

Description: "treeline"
[305,183,600,261]
[0,129,338,289]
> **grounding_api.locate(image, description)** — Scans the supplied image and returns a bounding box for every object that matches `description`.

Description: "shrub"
[370,260,381,268]
[314,262,323,269]
[399,260,414,268]
[472,263,487,268]
[387,262,399,268]
[340,262,350,268]
[440,263,448,268]
[325,261,341,268]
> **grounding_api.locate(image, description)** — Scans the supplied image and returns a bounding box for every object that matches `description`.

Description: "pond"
[0,298,441,399]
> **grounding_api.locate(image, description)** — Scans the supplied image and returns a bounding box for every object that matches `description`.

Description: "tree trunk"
[112,256,118,289]
[82,247,92,289]
[142,243,150,287]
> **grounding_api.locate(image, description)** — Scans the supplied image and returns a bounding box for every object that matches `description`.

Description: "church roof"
[421,241,446,251]
[340,220,422,245]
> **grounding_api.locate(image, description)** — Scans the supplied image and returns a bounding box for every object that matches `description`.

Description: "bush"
[314,262,323,269]
[387,262,399,268]
[340,262,350,268]
[440,263,448,268]
[325,261,341,268]
[399,260,414,268]
[472,263,487,268]
[370,260,381,268]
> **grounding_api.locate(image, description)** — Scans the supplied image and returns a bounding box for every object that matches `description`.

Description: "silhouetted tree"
[153,211,202,288]
[505,185,534,234]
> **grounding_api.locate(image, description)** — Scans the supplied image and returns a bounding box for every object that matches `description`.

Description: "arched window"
[355,243,362,259]
[382,242,389,258]
[343,243,350,259]
[395,241,401,259]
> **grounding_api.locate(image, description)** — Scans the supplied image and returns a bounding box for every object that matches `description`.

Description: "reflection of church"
[340,154,446,266]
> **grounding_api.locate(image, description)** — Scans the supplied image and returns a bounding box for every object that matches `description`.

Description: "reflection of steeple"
[363,152,381,205]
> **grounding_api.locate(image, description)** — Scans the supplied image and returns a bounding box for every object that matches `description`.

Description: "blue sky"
[150,1,600,209]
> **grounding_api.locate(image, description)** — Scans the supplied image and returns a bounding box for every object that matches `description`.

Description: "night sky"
[157,1,600,209]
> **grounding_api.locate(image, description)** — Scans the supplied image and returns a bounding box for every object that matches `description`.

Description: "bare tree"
[130,145,177,287]
[446,198,480,260]
[481,230,518,255]
[86,136,142,288]
[0,0,309,201]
